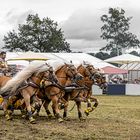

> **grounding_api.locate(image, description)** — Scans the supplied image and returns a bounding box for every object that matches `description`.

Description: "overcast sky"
[0,0,140,52]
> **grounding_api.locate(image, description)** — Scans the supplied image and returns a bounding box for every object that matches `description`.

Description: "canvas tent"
[49,53,115,68]
[7,51,49,62]
[104,54,140,81]
[104,54,140,64]
[6,52,115,69]
[101,66,128,74]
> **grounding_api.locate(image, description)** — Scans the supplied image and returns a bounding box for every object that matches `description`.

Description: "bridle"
[93,73,107,89]
[80,64,106,89]
[83,65,97,80]
[57,64,82,82]
[25,66,55,88]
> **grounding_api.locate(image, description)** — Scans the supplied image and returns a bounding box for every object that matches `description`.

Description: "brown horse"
[0,62,52,123]
[61,62,107,120]
[36,61,83,122]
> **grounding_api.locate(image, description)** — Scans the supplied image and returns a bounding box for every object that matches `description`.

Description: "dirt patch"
[0,95,140,140]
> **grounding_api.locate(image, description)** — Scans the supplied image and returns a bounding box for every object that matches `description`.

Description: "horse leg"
[76,101,85,120]
[43,100,54,118]
[84,96,99,116]
[61,98,69,120]
[31,95,42,117]
[22,92,35,124]
[51,95,63,123]
[2,98,13,120]
[90,96,99,110]
[59,93,71,120]
[84,99,92,116]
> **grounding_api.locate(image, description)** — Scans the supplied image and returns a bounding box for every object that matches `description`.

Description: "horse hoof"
[79,117,86,121]
[84,110,89,116]
[29,117,36,124]
[8,110,13,115]
[64,117,70,121]
[5,114,12,121]
[33,112,39,117]
[58,118,63,123]
[48,114,53,119]
[21,115,27,119]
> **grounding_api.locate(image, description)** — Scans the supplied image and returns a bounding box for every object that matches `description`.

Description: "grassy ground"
[0,95,140,140]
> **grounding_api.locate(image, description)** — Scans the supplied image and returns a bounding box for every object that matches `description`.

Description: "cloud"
[61,9,103,41]
[60,7,140,52]
[126,9,140,39]
[67,39,106,52]
[1,5,140,53]
[0,10,35,49]
[60,9,106,51]
[5,9,35,28]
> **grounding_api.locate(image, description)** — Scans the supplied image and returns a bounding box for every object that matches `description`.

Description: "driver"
[0,51,10,76]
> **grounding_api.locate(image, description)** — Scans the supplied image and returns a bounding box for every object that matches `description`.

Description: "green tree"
[129,51,139,56]
[94,51,110,60]
[3,14,71,52]
[100,8,140,55]
[110,48,122,57]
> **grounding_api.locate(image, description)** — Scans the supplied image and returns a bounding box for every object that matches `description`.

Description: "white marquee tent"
[104,53,140,81]
[6,52,114,69]
[46,53,115,68]
[104,53,140,65]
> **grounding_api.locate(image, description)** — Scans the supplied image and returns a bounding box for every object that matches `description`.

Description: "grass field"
[0,95,140,140]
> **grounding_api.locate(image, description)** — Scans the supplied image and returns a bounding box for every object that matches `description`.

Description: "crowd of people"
[109,75,140,84]
[109,76,128,84]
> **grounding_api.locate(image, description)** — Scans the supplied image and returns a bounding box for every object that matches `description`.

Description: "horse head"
[83,64,97,79]
[93,71,107,90]
[77,62,98,81]
[55,63,83,86]
[77,63,107,89]
[64,63,83,81]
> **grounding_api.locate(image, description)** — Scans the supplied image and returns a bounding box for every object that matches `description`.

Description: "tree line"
[3,8,140,59]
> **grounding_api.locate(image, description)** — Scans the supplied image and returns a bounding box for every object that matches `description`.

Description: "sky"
[0,0,140,53]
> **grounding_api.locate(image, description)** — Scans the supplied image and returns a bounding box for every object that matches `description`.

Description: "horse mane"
[47,60,73,73]
[1,62,50,93]
[77,64,83,70]
[47,60,65,72]
[55,64,67,73]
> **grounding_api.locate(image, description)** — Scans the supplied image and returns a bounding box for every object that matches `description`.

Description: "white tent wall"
[126,84,140,95]
[7,52,114,69]
[6,52,29,67]
[92,85,103,95]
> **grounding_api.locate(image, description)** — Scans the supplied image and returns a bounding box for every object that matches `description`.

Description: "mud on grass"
[0,95,140,140]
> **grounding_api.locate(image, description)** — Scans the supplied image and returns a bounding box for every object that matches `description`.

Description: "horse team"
[0,60,107,123]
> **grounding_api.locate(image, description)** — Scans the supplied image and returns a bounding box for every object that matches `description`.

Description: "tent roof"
[104,54,140,64]
[7,51,49,61]
[48,53,115,68]
[101,66,128,74]
[6,52,115,68]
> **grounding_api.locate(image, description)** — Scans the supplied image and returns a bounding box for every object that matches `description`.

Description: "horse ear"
[83,61,86,65]
[64,62,67,66]
[70,60,72,64]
